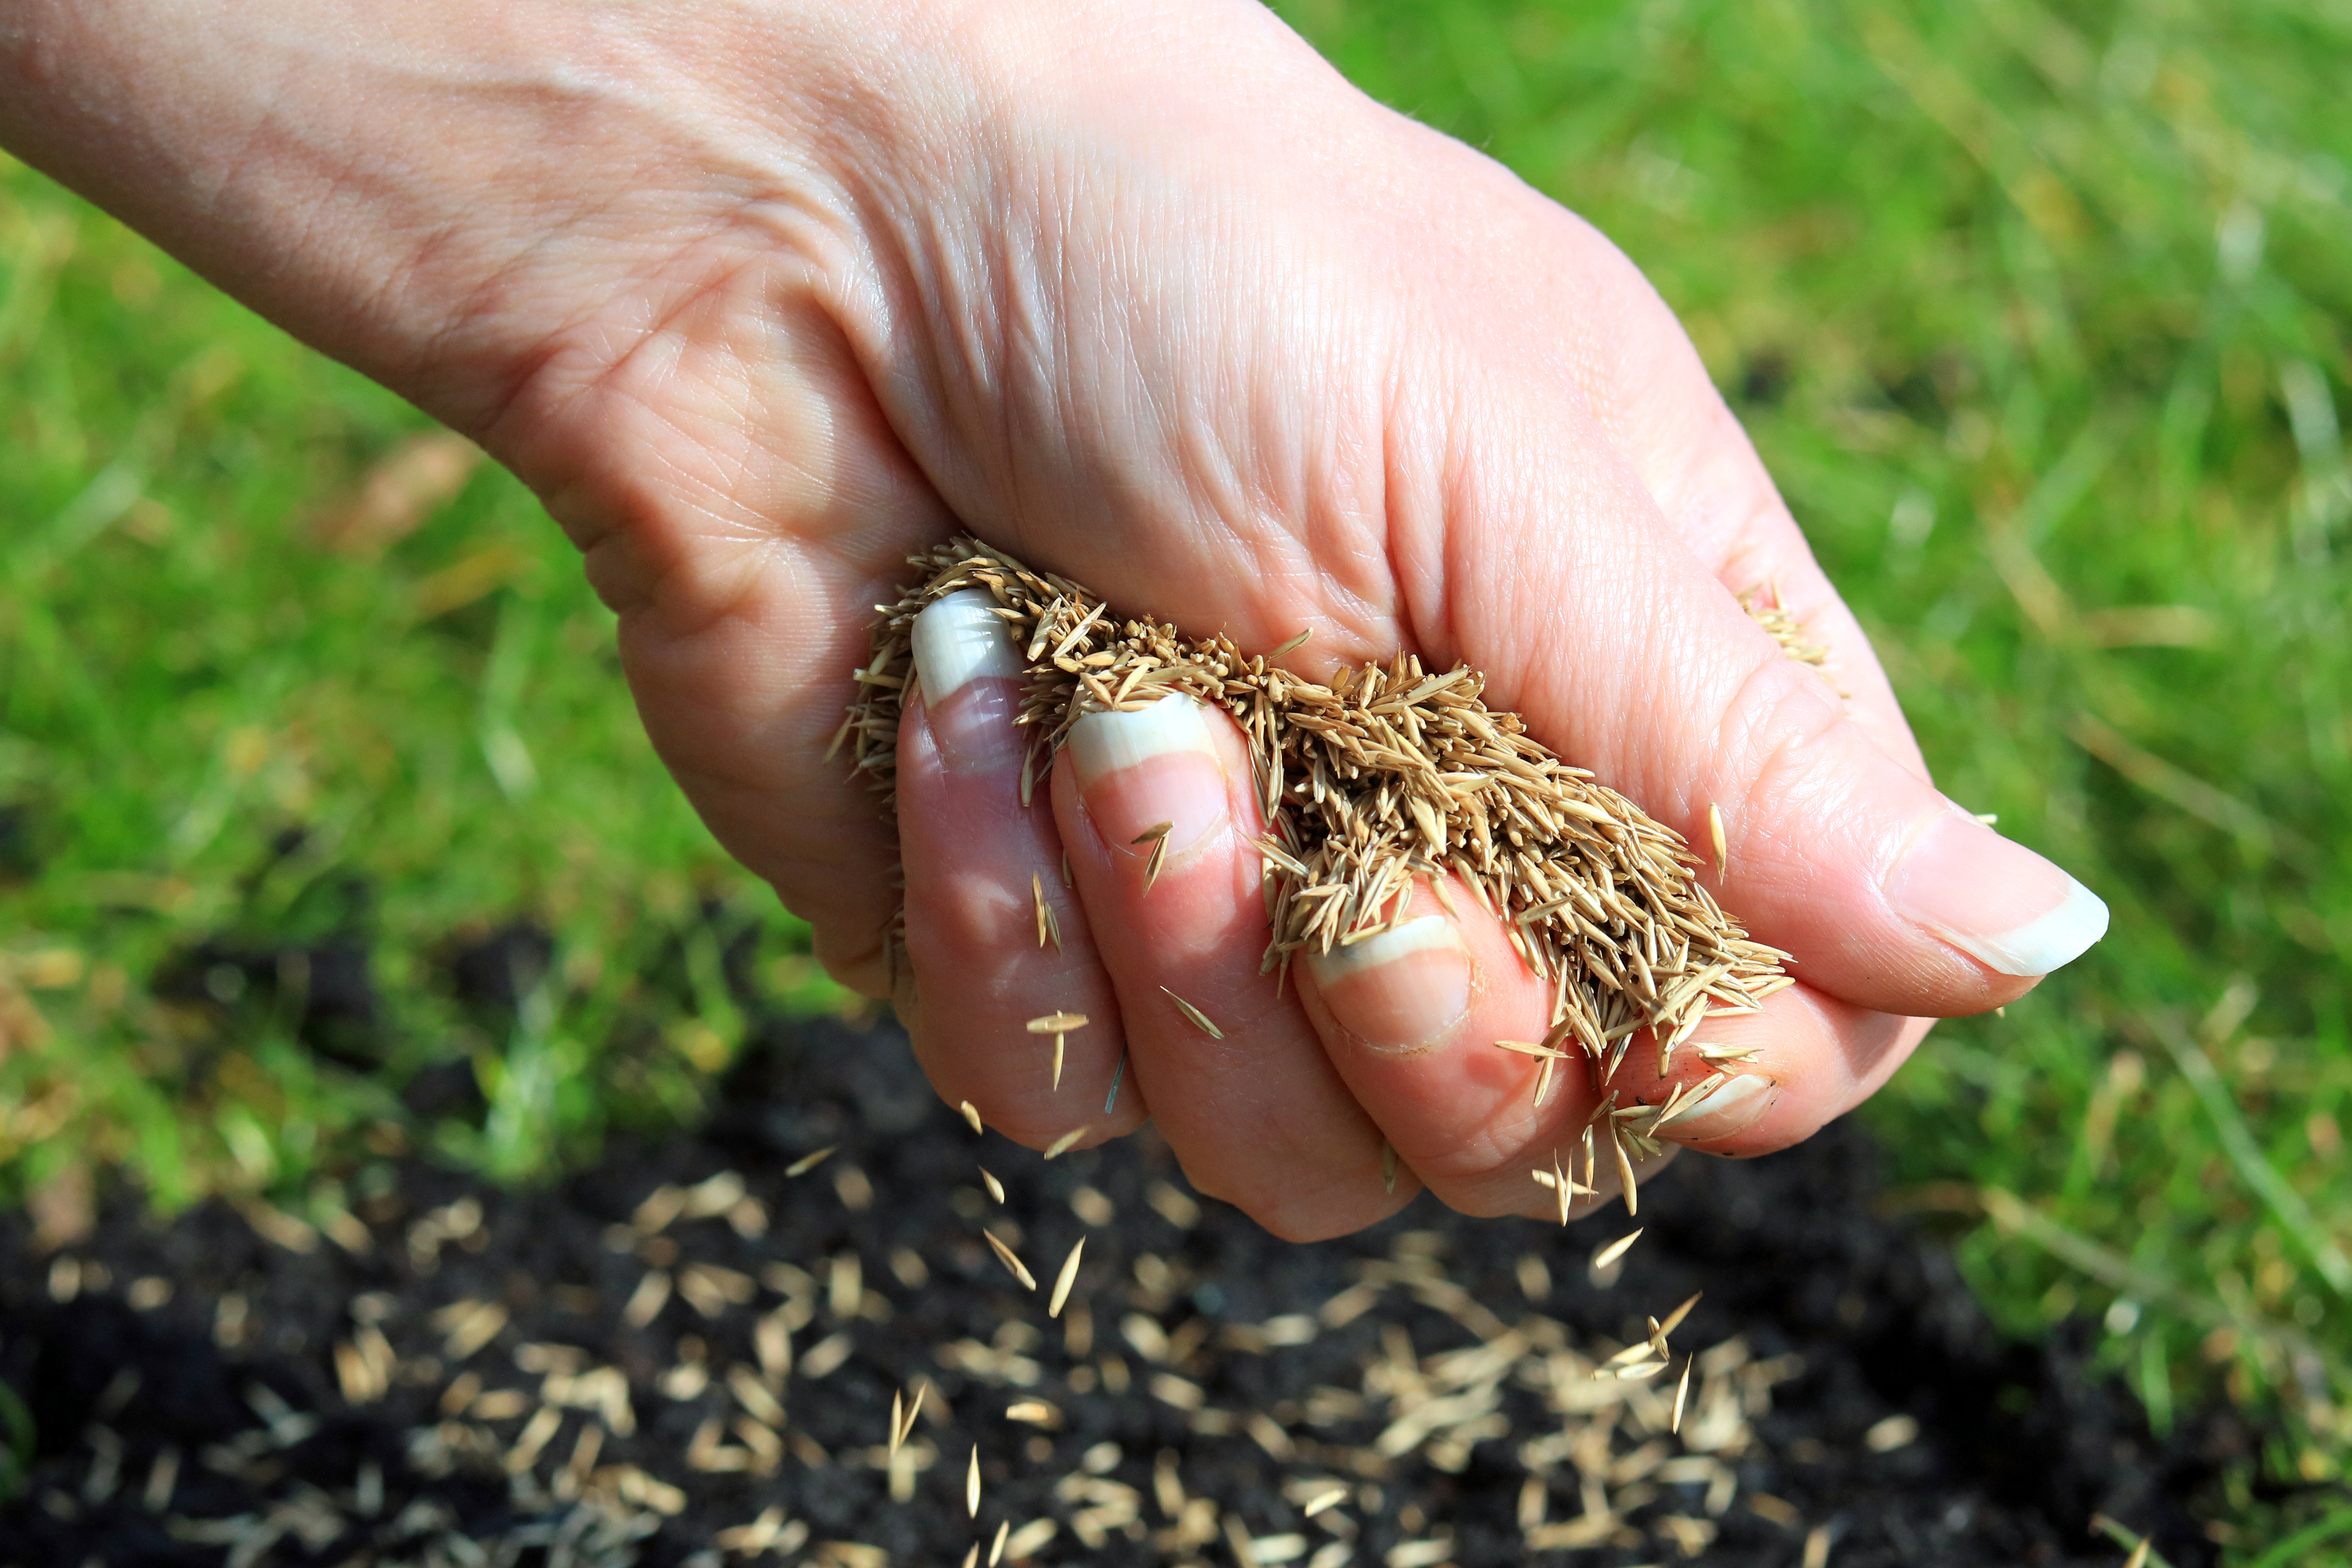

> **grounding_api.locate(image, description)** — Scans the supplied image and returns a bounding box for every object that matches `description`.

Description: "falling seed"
[1802,1524,1832,1568]
[980,1168,1005,1204]
[1593,1229,1643,1271]
[2123,1540,2150,1568]
[967,1445,982,1517]
[1049,1236,1085,1318]
[1005,1399,1061,1427]
[1552,1151,1570,1227]
[1611,1122,1639,1218]
[1053,1035,1065,1091]
[1025,1012,1089,1033]
[1708,802,1728,877]
[960,1101,985,1135]
[785,1146,837,1178]
[988,1520,1010,1567]
[1043,1125,1089,1160]
[1973,811,1999,825]
[1161,986,1222,1038]
[983,1229,1037,1290]
[896,1383,926,1450]
[1381,1142,1398,1195]
[1033,873,1055,949]
[1268,628,1313,658]
[1658,1290,1702,1338]
[1995,1005,2007,1018]
[1672,1357,1692,1434]
[888,1391,906,1460]
[1304,1486,1349,1518]
[962,1548,978,1568]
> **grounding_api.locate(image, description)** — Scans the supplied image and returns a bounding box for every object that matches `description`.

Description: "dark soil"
[0,1011,2245,1567]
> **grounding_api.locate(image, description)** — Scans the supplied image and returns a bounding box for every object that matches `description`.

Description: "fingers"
[896,591,1148,1148]
[1047,691,1409,1241]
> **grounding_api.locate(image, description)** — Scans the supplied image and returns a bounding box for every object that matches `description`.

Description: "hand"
[2,0,2106,1238]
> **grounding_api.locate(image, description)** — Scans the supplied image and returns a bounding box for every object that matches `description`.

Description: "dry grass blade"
[1593,1229,1643,1271]
[982,1229,1037,1291]
[1043,1125,1090,1160]
[959,1101,984,1135]
[1161,987,1224,1038]
[1049,1236,1085,1319]
[784,1146,837,1179]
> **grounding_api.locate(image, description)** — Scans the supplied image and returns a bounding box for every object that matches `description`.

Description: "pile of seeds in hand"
[846,539,1793,1199]
[0,1013,2198,1568]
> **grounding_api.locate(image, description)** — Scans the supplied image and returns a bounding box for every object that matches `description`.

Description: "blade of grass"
[2146,1013,2352,1296]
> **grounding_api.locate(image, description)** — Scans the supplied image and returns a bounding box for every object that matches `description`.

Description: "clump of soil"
[0,1012,2240,1566]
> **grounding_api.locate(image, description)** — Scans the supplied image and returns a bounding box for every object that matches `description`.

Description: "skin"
[1,0,2071,1241]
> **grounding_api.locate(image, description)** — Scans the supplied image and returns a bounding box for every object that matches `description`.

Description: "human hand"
[2,0,2106,1238]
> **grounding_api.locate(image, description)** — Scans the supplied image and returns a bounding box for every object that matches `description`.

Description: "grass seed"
[983,1229,1037,1291]
[1050,1236,1085,1318]
[784,1146,837,1178]
[1161,987,1223,1038]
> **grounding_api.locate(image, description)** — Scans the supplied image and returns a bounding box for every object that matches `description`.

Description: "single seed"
[888,1391,905,1460]
[1161,987,1223,1038]
[1032,874,1060,950]
[989,1520,1010,1567]
[1025,1012,1089,1033]
[980,1168,1005,1205]
[1803,1524,1832,1568]
[1593,1229,1643,1271]
[1144,834,1168,891]
[2123,1540,2151,1568]
[1267,628,1312,658]
[784,1146,837,1179]
[983,1229,1037,1291]
[1708,802,1728,877]
[1381,1142,1398,1195]
[1611,1121,1639,1218]
[1552,1151,1570,1226]
[1049,1236,1085,1318]
[960,1101,985,1135]
[1658,1290,1702,1338]
[1672,1356,1692,1435]
[1131,821,1174,847]
[1304,1485,1349,1518]
[1696,1043,1761,1065]
[967,1445,981,1517]
[1053,1035,1065,1091]
[963,1548,978,1568]
[1043,1125,1090,1160]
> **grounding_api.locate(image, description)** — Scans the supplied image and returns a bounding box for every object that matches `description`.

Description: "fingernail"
[1662,1072,1777,1142]
[910,590,1025,774]
[1302,916,1472,1054]
[1067,694,1228,860]
[1886,810,2110,977]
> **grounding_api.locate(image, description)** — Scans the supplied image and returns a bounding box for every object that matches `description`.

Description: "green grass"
[4,0,2350,1550]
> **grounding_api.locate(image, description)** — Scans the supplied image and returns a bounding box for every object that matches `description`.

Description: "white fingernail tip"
[1066,694,1216,787]
[1931,875,2110,977]
[1301,916,1462,984]
[1676,1071,1775,1125]
[911,590,1023,703]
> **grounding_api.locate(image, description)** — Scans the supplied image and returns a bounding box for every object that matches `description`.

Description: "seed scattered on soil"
[784,1146,837,1178]
[1048,1236,1085,1318]
[1160,987,1223,1039]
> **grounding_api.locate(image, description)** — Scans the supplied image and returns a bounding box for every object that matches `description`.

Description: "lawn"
[4,0,2348,1552]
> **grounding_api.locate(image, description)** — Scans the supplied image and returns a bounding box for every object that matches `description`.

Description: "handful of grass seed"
[846,537,1790,1101]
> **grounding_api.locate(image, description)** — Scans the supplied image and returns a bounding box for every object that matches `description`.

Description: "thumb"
[1436,437,2104,1019]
